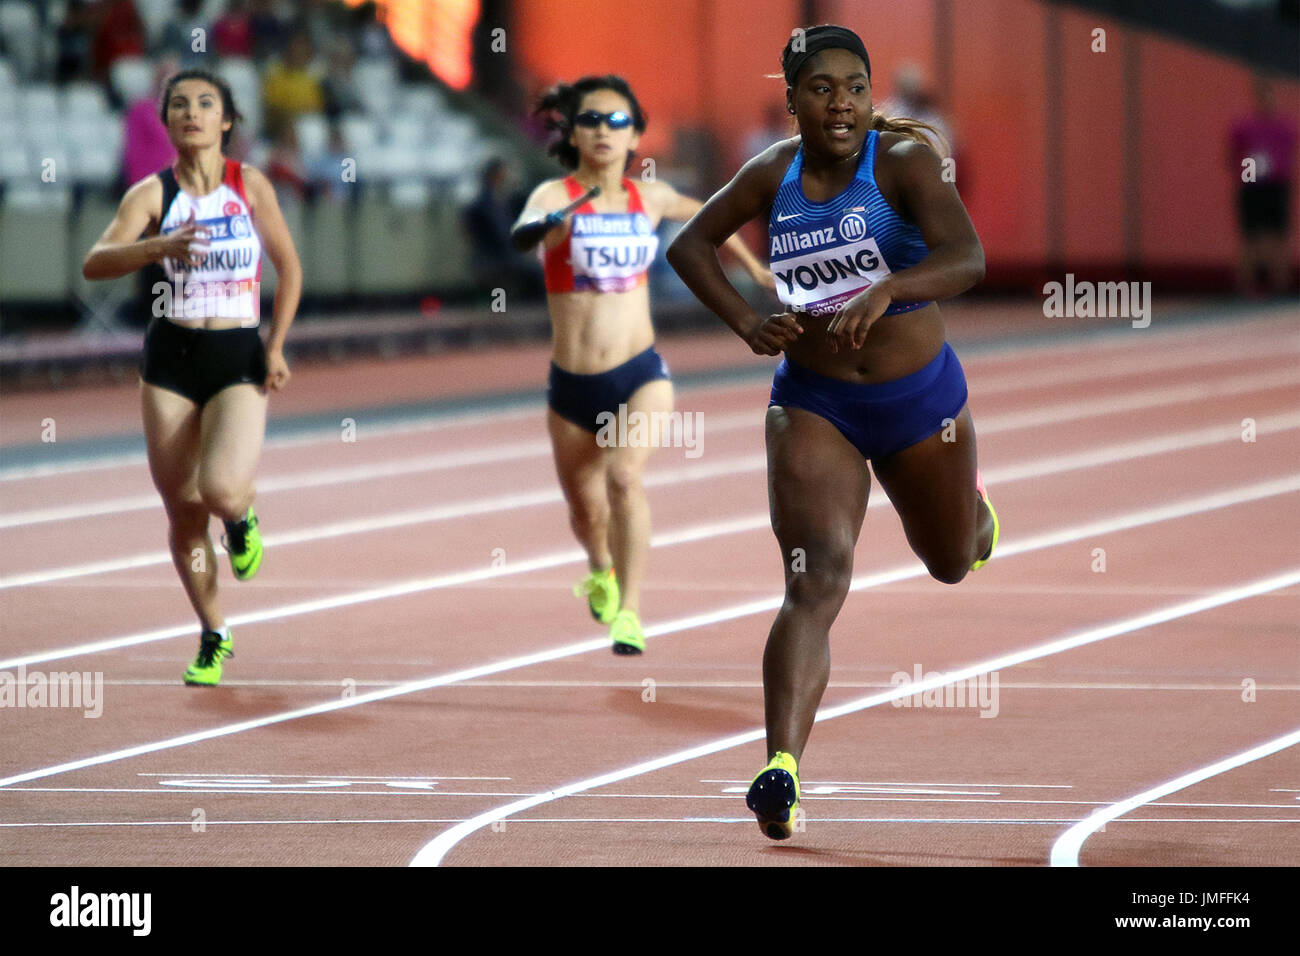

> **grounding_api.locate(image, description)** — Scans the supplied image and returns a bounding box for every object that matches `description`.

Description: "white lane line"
[131,772,510,779]
[1049,727,1300,867]
[6,394,1298,591]
[5,362,1298,530]
[4,489,1297,791]
[408,568,1300,866]
[65,679,1300,693]
[3,786,1297,808]
[4,469,1297,672]
[3,816,1294,829]
[4,323,1292,483]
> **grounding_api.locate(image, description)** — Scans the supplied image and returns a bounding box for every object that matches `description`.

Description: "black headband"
[782,25,871,86]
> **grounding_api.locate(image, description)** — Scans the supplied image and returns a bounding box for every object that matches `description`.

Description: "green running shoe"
[610,608,645,655]
[746,751,801,840]
[222,507,262,581]
[971,471,999,572]
[573,567,619,624]
[183,630,234,686]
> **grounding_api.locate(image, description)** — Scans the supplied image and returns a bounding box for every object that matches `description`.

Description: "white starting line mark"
[409,568,1300,866]
[1049,726,1300,866]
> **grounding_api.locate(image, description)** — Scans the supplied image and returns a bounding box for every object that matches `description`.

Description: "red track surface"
[2,309,1297,867]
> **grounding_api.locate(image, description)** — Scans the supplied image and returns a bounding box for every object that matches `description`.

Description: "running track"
[1,305,1297,867]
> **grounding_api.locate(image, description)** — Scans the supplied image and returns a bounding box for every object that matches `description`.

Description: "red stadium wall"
[509,0,1300,281]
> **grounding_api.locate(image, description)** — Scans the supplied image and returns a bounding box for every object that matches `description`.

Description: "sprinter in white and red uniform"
[83,70,303,687]
[512,75,773,654]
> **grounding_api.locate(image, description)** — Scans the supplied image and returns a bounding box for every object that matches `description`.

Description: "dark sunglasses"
[574,110,633,130]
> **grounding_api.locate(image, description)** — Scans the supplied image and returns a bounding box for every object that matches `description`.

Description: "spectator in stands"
[306,122,354,202]
[122,55,180,189]
[464,156,542,298]
[247,0,290,61]
[1229,75,1297,296]
[93,0,147,85]
[320,36,361,119]
[212,0,254,58]
[265,119,309,202]
[877,63,953,157]
[156,0,209,66]
[351,1,393,60]
[741,102,795,169]
[56,0,99,84]
[262,29,324,132]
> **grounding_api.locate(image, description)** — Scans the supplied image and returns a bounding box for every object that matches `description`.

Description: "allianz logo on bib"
[772,235,889,308]
[187,214,250,242]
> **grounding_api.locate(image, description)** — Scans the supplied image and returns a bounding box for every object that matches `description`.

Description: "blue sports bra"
[767,130,931,318]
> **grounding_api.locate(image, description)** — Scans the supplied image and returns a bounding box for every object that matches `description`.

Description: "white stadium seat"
[355,59,397,114]
[0,142,29,182]
[340,115,377,152]
[110,57,153,104]
[63,82,108,118]
[295,112,329,163]
[0,2,38,81]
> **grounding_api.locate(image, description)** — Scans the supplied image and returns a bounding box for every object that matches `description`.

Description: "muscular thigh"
[609,377,674,477]
[871,404,979,552]
[199,383,267,491]
[141,382,201,504]
[548,408,607,500]
[766,405,871,577]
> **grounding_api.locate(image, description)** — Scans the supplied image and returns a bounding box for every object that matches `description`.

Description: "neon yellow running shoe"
[574,566,619,624]
[971,471,999,572]
[222,507,262,581]
[746,751,801,840]
[183,630,233,686]
[609,608,645,655]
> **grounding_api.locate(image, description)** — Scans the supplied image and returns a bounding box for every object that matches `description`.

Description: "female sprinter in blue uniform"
[83,69,302,686]
[666,26,999,838]
[512,75,772,654]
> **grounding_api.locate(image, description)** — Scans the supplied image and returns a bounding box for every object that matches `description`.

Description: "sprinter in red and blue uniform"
[513,74,773,654]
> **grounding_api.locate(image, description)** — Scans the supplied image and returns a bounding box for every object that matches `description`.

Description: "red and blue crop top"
[542,176,659,294]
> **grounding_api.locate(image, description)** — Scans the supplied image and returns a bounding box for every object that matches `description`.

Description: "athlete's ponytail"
[535,75,647,171]
[868,110,950,157]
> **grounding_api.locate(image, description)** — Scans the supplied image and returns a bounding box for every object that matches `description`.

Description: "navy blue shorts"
[547,345,671,434]
[140,317,267,407]
[769,343,969,460]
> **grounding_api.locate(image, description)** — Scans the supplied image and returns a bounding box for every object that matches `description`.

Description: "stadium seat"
[67,143,118,187]
[340,114,378,152]
[63,82,108,118]
[0,2,38,81]
[0,142,28,182]
[355,59,397,115]
[295,112,329,164]
[110,58,154,105]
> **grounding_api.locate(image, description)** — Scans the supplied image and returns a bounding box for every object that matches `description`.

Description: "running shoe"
[746,751,801,840]
[970,471,999,572]
[222,507,262,581]
[183,630,233,686]
[609,608,645,655]
[574,566,619,624]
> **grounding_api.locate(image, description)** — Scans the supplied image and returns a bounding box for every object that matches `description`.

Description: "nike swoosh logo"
[776,212,802,222]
